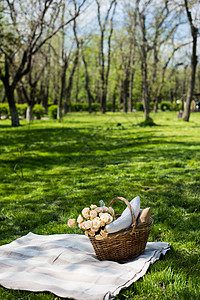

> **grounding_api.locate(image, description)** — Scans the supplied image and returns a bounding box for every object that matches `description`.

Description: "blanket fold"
[0,232,170,300]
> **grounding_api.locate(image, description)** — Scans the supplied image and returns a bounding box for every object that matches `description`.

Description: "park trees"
[95,0,117,113]
[20,50,49,122]
[57,2,80,120]
[0,0,86,126]
[136,0,174,121]
[0,0,199,125]
[182,0,199,121]
[111,0,185,121]
[116,0,139,113]
[80,40,95,113]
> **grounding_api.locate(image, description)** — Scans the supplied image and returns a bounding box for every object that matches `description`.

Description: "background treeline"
[0,0,199,126]
[0,100,183,119]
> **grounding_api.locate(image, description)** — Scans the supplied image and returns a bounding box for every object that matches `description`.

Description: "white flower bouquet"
[68,196,153,263]
[68,203,115,240]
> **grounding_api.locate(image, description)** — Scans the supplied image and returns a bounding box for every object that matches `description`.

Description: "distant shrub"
[171,103,182,111]
[48,105,57,119]
[71,103,89,112]
[136,102,144,111]
[149,102,154,111]
[81,103,89,111]
[33,104,45,119]
[0,103,9,117]
[16,104,27,118]
[160,101,171,111]
[71,103,79,111]
[91,103,100,112]
[106,103,113,111]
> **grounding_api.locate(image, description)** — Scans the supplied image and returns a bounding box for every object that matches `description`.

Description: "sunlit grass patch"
[0,111,200,299]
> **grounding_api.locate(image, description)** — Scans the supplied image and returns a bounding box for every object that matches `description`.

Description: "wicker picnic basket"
[89,196,153,263]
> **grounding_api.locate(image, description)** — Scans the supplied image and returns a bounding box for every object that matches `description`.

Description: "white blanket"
[0,232,170,300]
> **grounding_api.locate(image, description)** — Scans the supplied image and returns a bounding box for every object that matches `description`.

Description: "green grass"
[0,111,200,299]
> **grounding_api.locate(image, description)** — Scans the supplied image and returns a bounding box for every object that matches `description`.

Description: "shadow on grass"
[1,127,200,171]
[0,120,200,257]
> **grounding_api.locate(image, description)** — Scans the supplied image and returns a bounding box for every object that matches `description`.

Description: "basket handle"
[108,196,137,229]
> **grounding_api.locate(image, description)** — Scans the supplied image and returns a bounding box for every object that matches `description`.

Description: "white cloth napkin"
[106,196,140,234]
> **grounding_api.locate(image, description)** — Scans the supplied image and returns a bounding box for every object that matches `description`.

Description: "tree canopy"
[0,0,199,126]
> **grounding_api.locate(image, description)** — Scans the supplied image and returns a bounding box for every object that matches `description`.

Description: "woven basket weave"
[89,196,153,263]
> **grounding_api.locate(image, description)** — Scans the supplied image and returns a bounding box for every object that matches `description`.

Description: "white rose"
[77,215,83,224]
[91,227,99,232]
[89,230,96,237]
[102,206,108,212]
[100,220,105,227]
[108,215,113,224]
[81,221,86,230]
[85,220,93,229]
[90,210,97,219]
[100,213,111,224]
[85,231,89,237]
[107,207,115,216]
[82,208,90,219]
[95,207,103,213]
[92,217,101,229]
[90,204,97,210]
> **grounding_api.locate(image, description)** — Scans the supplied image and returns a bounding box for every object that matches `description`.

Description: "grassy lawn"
[0,111,200,299]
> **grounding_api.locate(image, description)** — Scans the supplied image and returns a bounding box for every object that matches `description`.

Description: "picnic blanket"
[0,232,170,300]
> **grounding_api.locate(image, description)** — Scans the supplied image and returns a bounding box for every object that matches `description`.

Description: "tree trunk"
[99,32,106,114]
[75,65,80,103]
[39,80,45,105]
[153,98,159,113]
[16,85,25,104]
[153,92,162,113]
[57,60,67,121]
[182,46,197,121]
[153,86,162,112]
[170,88,174,103]
[140,14,150,121]
[173,75,178,103]
[101,90,106,114]
[141,58,149,120]
[1,94,6,103]
[182,65,188,96]
[6,87,20,126]
[123,56,130,113]
[112,85,117,112]
[26,104,34,122]
[182,0,198,122]
[1,58,20,126]
[81,45,94,113]
[64,89,70,114]
[128,67,134,112]
[95,79,101,104]
[43,64,50,114]
[141,40,149,119]
[118,78,123,111]
[182,34,198,121]
[123,81,128,113]
[53,67,60,105]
